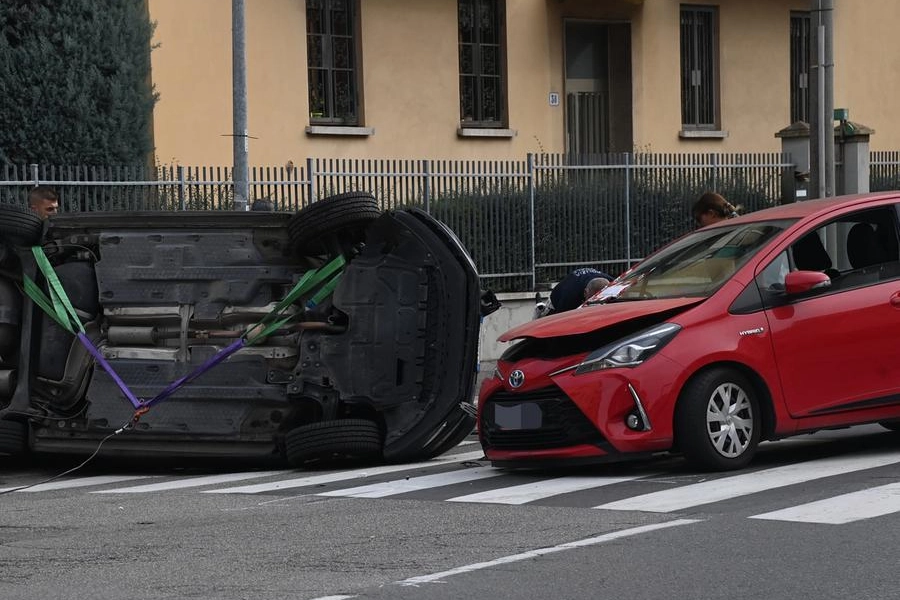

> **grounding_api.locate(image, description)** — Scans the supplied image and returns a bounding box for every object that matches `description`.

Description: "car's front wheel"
[284,419,383,468]
[675,367,760,471]
[288,191,381,256]
[0,419,27,457]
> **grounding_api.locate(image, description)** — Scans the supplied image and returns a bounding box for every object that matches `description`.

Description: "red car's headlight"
[574,323,681,375]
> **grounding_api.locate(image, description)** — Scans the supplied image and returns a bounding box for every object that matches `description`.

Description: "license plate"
[494,402,542,430]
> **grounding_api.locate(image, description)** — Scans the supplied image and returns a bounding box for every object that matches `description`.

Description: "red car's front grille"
[480,386,607,451]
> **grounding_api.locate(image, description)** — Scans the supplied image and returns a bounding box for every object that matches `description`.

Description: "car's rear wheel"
[0,419,27,457]
[288,192,381,256]
[284,418,383,467]
[879,421,900,432]
[0,204,44,247]
[675,367,760,471]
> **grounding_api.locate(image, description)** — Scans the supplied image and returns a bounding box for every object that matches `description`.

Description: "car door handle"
[892,292,900,308]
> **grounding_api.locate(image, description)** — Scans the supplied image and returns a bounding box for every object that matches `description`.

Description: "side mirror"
[784,270,831,295]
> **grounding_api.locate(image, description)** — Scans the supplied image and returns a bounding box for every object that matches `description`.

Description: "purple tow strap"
[76,333,246,410]
[76,332,143,409]
[145,337,247,407]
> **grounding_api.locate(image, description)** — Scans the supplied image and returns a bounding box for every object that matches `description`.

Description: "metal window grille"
[790,12,811,124]
[458,0,505,126]
[306,0,358,125]
[680,5,718,129]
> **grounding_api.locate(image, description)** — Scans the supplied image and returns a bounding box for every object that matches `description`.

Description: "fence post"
[30,163,39,187]
[422,159,431,212]
[177,165,186,210]
[306,157,316,204]
[625,153,633,268]
[527,152,536,290]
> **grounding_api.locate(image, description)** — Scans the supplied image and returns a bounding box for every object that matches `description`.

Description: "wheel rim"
[705,382,753,458]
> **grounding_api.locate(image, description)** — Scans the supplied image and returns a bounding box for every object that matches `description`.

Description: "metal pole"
[624,153,632,269]
[817,21,826,199]
[823,0,835,197]
[527,153,536,291]
[422,160,431,213]
[232,0,249,211]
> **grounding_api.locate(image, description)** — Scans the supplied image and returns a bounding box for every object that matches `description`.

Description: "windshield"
[591,219,795,302]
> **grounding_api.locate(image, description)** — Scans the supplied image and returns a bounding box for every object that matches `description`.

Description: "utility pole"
[808,0,834,199]
[232,0,249,211]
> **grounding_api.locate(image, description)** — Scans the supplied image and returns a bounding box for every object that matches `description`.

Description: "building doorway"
[564,21,633,156]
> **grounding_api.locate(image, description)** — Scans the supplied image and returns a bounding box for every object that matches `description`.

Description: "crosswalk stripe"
[749,482,900,524]
[447,474,652,505]
[317,466,501,498]
[9,475,153,493]
[91,470,294,494]
[204,450,486,494]
[594,451,900,512]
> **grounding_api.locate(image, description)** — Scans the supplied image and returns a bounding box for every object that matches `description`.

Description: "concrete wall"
[478,291,542,363]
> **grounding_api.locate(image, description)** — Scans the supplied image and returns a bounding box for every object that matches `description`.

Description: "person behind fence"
[536,267,613,318]
[692,191,740,227]
[28,185,59,219]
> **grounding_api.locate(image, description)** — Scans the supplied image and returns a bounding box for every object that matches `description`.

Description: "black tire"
[284,418,383,467]
[288,192,381,256]
[0,204,44,247]
[0,419,27,457]
[879,421,900,432]
[674,367,761,471]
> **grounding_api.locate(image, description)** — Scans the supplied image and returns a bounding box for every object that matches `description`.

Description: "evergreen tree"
[0,0,158,165]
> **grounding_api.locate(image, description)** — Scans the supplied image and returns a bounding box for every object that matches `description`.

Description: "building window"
[458,0,506,127]
[680,5,719,130]
[306,0,359,125]
[790,12,810,124]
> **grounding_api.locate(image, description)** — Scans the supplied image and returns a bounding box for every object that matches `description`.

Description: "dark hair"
[28,185,59,206]
[692,192,740,223]
[251,199,275,211]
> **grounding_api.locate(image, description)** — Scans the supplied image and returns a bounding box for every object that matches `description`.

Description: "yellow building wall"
[833,0,900,149]
[148,0,900,165]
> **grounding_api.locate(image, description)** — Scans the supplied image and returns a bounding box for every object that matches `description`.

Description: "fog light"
[625,413,642,430]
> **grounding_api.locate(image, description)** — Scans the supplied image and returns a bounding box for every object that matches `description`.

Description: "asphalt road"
[1,425,898,600]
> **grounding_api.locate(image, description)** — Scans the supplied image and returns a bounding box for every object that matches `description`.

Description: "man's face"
[32,197,58,219]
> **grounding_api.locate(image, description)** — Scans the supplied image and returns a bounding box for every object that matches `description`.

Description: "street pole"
[232,0,249,211]
[823,0,835,197]
[809,0,835,199]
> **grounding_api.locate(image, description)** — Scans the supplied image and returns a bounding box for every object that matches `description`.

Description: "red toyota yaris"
[478,192,900,471]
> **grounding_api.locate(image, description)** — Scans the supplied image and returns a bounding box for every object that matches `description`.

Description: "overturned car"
[0,192,494,467]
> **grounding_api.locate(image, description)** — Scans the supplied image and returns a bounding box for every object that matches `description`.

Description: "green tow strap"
[23,246,85,334]
[242,253,347,345]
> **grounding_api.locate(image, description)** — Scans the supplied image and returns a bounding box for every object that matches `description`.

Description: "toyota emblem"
[508,369,525,389]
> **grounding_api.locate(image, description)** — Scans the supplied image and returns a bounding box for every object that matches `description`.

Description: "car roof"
[713,191,900,225]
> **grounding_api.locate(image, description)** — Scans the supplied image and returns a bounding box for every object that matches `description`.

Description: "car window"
[605,220,791,301]
[756,205,900,298]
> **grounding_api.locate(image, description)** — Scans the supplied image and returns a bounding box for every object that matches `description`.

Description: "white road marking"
[749,482,900,524]
[317,466,501,498]
[446,474,654,505]
[205,450,486,494]
[396,519,700,586]
[92,470,293,494]
[594,451,900,512]
[10,475,153,493]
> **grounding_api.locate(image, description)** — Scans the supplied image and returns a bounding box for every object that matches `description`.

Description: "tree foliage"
[0,0,158,165]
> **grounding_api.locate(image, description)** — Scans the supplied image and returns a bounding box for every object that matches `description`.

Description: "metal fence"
[0,152,828,292]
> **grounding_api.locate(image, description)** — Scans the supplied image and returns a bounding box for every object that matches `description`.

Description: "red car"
[478,192,900,471]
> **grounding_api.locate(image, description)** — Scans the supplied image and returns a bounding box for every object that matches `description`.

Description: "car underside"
[0,193,492,467]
